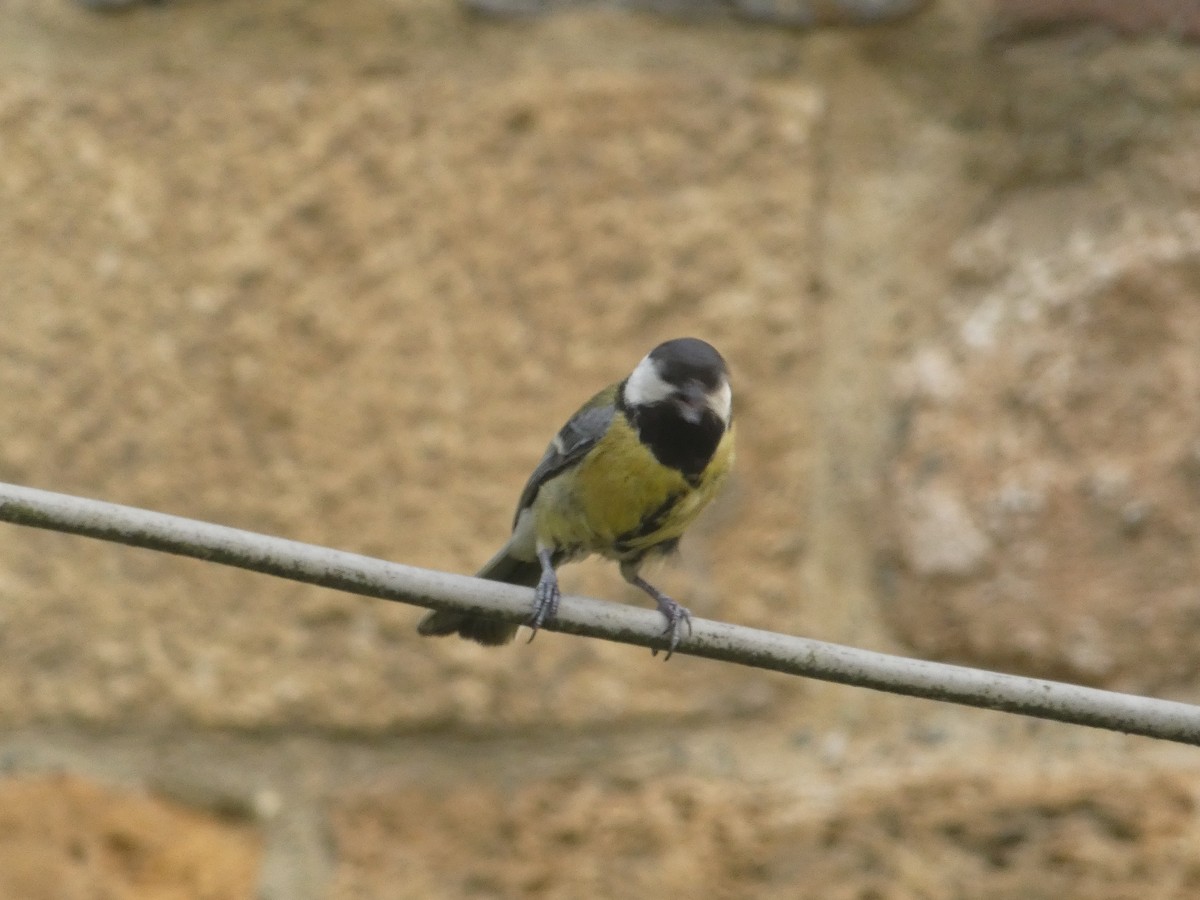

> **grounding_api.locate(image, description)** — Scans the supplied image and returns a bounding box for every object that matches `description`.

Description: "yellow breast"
[531,414,734,560]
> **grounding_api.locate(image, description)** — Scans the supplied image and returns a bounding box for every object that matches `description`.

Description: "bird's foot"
[651,595,692,661]
[526,567,560,642]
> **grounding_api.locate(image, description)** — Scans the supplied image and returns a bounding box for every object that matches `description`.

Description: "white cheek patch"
[709,379,733,425]
[624,356,674,406]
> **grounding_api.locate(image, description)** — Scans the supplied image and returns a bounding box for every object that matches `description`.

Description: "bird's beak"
[675,382,709,425]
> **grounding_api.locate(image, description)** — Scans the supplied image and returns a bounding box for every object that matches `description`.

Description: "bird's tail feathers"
[416,544,540,646]
[476,545,542,587]
[416,609,520,646]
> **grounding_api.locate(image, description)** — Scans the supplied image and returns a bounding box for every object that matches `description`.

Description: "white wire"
[2,480,1198,745]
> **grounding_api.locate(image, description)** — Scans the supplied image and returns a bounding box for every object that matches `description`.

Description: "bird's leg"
[526,547,560,642]
[624,567,693,661]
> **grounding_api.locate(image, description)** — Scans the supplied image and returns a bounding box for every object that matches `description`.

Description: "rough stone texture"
[0,10,818,732]
[3,0,1200,897]
[0,774,262,900]
[331,764,1200,899]
[462,0,932,27]
[883,36,1200,691]
[993,0,1200,39]
[888,225,1200,688]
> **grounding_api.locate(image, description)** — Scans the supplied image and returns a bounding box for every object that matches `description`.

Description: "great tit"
[418,337,734,658]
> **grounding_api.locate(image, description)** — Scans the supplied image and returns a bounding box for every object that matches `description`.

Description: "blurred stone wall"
[2,1,1199,897]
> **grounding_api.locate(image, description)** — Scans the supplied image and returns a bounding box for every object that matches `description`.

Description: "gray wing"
[511,389,616,528]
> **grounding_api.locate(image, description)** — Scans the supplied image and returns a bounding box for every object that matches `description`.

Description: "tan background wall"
[2,1,1200,897]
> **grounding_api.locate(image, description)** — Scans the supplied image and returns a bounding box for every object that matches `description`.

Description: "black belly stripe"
[614,492,683,554]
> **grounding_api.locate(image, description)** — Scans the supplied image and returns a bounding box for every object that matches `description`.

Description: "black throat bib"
[625,401,724,484]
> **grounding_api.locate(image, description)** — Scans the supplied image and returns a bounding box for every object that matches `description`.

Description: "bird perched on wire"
[418,337,734,659]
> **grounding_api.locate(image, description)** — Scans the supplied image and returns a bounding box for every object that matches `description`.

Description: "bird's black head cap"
[647,338,728,391]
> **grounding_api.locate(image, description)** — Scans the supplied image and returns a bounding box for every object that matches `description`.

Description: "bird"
[417,337,734,659]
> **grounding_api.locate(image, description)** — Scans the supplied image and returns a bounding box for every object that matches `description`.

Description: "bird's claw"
[526,573,561,642]
[651,596,692,661]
